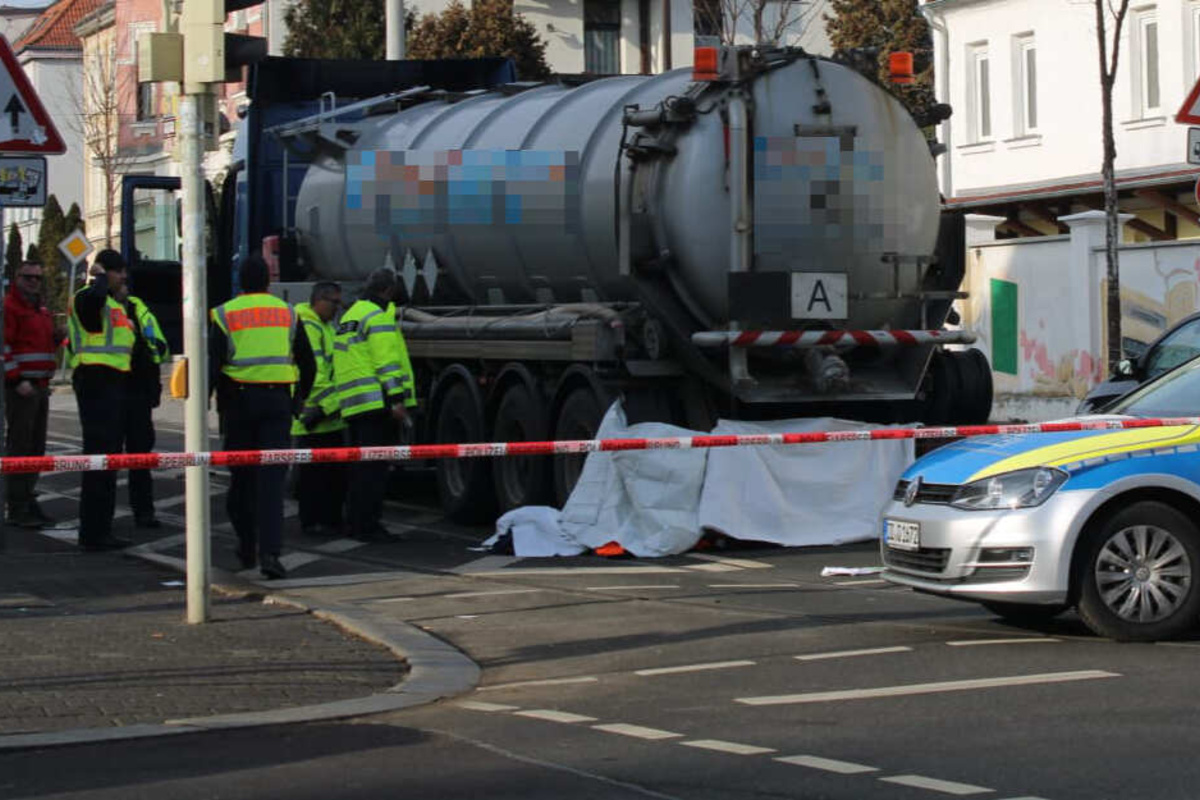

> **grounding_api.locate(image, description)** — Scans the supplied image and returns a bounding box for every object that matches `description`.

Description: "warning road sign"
[0,35,63,154]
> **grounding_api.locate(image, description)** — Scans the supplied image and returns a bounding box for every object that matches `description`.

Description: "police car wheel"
[1077,501,1200,642]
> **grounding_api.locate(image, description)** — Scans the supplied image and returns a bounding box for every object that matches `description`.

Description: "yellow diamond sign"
[57,228,92,266]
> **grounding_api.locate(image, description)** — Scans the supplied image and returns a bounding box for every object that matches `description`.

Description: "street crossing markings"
[946,638,1060,647]
[684,563,743,573]
[479,676,599,692]
[687,553,773,570]
[314,538,368,554]
[635,660,756,676]
[456,701,519,712]
[680,739,775,756]
[586,585,681,591]
[775,755,878,774]
[737,670,1120,706]
[880,775,992,795]
[592,723,684,740]
[794,646,912,661]
[708,583,799,589]
[515,709,598,724]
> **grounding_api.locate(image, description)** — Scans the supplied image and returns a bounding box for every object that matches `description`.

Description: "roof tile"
[12,0,105,53]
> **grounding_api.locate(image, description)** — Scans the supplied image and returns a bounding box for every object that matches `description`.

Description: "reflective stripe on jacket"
[210,293,298,384]
[291,302,345,435]
[333,299,416,420]
[68,290,134,372]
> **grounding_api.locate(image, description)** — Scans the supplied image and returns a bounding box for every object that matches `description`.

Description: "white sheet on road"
[486,402,914,558]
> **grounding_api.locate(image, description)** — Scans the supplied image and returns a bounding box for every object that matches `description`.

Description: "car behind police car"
[882,355,1200,641]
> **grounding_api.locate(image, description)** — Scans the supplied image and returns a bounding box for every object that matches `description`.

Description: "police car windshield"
[1110,354,1200,418]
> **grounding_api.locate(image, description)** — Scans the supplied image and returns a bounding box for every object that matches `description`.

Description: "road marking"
[687,553,773,570]
[373,597,414,603]
[737,670,1119,706]
[879,775,992,795]
[479,677,599,692]
[473,567,685,576]
[680,739,775,756]
[281,552,324,570]
[514,709,598,724]
[708,583,799,589]
[586,585,681,591]
[635,660,756,676]
[456,701,519,712]
[592,723,684,740]
[443,589,544,599]
[684,563,743,573]
[946,638,1060,647]
[775,755,878,774]
[833,579,889,586]
[315,538,367,554]
[794,646,912,662]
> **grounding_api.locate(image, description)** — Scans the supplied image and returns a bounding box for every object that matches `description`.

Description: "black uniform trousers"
[222,383,292,559]
[296,429,348,531]
[123,386,157,519]
[5,382,49,511]
[74,366,128,546]
[347,410,395,539]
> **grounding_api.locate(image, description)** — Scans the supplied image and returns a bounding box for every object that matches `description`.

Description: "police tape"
[5,416,1200,475]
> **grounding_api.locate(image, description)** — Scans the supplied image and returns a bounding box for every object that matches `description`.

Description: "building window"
[136,82,156,121]
[1015,35,1037,134]
[584,0,621,75]
[968,43,991,141]
[1134,8,1160,117]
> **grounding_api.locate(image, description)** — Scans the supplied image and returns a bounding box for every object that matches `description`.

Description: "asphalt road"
[5,399,1200,800]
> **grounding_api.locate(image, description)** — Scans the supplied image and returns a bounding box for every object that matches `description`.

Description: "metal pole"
[179,92,210,624]
[386,0,405,60]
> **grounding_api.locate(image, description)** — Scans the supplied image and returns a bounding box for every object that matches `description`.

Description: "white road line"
[684,563,743,573]
[635,660,756,676]
[314,538,367,554]
[708,583,799,589]
[443,589,545,599]
[680,740,775,756]
[592,723,684,741]
[946,638,1060,647]
[456,701,519,712]
[514,709,598,724]
[794,646,912,662]
[833,579,889,586]
[372,597,415,603]
[737,670,1119,706]
[774,755,879,774]
[879,775,992,795]
[479,677,599,692]
[280,552,324,570]
[586,585,681,591]
[686,553,773,570]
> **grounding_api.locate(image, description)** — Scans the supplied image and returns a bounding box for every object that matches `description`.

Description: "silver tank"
[295,56,940,328]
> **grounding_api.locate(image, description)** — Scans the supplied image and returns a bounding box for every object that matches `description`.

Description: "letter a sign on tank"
[0,35,64,154]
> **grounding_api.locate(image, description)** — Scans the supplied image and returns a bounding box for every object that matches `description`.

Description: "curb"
[0,551,480,752]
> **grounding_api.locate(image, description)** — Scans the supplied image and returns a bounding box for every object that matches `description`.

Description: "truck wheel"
[552,388,603,507]
[435,382,496,522]
[1076,501,1200,641]
[492,383,549,512]
[981,601,1068,626]
[921,350,960,426]
[957,349,994,424]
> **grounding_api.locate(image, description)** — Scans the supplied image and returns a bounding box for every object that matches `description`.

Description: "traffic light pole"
[179,90,211,624]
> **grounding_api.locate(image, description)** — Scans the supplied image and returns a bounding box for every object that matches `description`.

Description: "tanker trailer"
[283,45,986,520]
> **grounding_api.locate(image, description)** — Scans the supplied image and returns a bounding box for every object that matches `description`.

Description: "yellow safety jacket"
[333,298,416,420]
[291,302,345,436]
[210,293,298,384]
[128,295,169,365]
[67,289,135,372]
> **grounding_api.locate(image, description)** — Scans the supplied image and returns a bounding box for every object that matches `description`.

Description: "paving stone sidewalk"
[0,527,408,736]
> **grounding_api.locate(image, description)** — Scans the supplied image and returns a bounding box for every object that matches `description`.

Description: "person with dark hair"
[68,250,135,551]
[291,281,346,536]
[333,267,417,542]
[4,261,61,528]
[209,254,315,579]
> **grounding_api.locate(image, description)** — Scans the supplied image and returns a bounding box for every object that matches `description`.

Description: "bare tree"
[696,0,828,47]
[1095,0,1132,373]
[67,29,141,247]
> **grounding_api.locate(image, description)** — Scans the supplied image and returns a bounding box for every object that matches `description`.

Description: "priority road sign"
[0,35,63,154]
[58,228,92,265]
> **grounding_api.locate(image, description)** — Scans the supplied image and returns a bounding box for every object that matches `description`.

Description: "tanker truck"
[121,47,988,521]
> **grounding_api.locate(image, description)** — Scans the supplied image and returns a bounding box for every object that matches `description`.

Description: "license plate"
[885,519,920,551]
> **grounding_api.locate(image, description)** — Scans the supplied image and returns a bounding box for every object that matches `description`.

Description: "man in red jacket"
[4,261,60,527]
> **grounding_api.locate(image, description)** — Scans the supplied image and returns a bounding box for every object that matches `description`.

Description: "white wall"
[931,0,1196,199]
